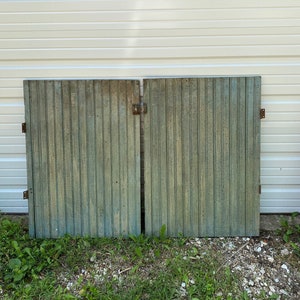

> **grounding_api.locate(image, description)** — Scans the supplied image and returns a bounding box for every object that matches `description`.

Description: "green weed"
[1,216,282,299]
[128,232,149,245]
[278,212,300,257]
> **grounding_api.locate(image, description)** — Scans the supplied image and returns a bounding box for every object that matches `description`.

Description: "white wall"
[0,0,299,213]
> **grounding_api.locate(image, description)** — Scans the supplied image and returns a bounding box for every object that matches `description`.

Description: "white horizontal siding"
[0,0,299,213]
[2,36,300,49]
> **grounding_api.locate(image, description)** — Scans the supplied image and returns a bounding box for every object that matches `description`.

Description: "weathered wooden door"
[144,77,261,236]
[24,80,141,238]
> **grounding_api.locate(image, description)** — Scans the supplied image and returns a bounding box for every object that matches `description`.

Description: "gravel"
[4,214,300,298]
[58,230,299,299]
[188,232,300,299]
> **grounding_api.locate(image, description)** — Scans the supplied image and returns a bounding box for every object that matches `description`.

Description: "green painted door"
[144,77,261,236]
[24,80,141,238]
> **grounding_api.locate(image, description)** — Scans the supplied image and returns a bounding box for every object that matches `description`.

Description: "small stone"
[228,242,235,250]
[281,264,290,273]
[274,278,279,283]
[280,289,289,296]
[255,246,262,253]
[255,277,261,283]
[268,256,274,263]
[66,282,73,290]
[261,241,268,247]
[181,282,186,288]
[249,280,254,286]
[249,264,256,271]
[281,249,289,256]
[269,286,276,293]
[235,265,242,271]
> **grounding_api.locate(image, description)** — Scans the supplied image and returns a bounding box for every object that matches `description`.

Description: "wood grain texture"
[144,77,261,237]
[24,80,140,238]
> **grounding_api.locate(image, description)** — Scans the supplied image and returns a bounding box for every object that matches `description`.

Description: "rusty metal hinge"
[23,190,29,199]
[260,109,265,119]
[22,123,26,133]
[132,103,147,115]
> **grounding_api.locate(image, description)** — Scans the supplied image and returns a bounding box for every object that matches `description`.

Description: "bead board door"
[24,80,141,238]
[143,77,261,237]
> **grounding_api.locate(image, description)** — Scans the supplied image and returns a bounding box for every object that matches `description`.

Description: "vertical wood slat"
[54,81,66,236]
[205,78,215,236]
[229,78,246,235]
[181,79,191,235]
[46,81,58,237]
[144,77,261,237]
[62,81,74,235]
[246,77,261,236]
[24,80,140,238]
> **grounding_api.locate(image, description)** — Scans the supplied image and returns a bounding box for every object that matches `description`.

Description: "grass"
[0,214,299,299]
[0,216,239,299]
[277,212,300,257]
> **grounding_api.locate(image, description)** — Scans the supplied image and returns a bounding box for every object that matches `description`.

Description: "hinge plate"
[260,109,265,119]
[132,103,147,115]
[22,123,26,133]
[23,190,29,199]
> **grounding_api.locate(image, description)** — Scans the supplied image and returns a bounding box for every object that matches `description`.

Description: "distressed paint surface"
[144,77,261,237]
[24,80,141,238]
